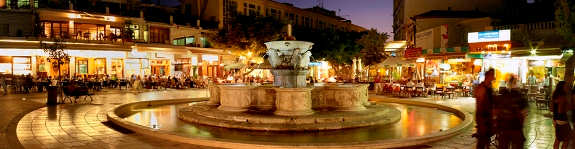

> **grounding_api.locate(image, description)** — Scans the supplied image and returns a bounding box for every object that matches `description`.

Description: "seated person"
[416,80,425,88]
[406,79,415,88]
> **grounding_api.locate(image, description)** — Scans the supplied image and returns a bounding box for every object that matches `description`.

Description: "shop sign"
[468,30,510,43]
[483,53,511,59]
[309,62,322,66]
[404,48,422,58]
[202,55,219,62]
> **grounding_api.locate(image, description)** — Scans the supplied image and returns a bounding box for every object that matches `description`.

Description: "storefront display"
[12,57,31,75]
[125,58,149,77]
[150,59,169,76]
[94,58,106,75]
[110,59,123,78]
[0,56,11,74]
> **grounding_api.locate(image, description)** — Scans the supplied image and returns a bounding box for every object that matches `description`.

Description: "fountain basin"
[217,85,257,112]
[178,102,400,131]
[313,84,369,111]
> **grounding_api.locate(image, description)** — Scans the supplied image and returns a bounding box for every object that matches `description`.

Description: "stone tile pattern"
[4,89,560,149]
[13,89,216,149]
[371,95,557,149]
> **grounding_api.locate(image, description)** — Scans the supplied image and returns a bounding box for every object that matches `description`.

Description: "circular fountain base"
[178,101,401,131]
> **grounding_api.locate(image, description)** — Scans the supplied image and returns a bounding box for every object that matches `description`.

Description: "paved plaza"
[0,89,564,149]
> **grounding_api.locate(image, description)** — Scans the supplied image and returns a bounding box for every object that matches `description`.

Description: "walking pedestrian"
[473,68,495,149]
[494,76,528,149]
[0,74,7,95]
[552,81,570,149]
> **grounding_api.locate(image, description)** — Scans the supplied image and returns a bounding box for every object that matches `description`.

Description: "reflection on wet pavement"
[124,102,462,143]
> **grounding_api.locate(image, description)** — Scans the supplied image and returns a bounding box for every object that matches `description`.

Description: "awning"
[384,41,407,52]
[224,63,246,70]
[378,57,411,67]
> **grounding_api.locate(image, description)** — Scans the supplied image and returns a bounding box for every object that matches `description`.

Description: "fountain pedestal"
[274,88,314,116]
[217,85,256,112]
[271,69,308,88]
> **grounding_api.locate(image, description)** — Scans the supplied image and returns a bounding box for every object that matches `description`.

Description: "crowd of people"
[0,73,213,95]
[474,68,572,149]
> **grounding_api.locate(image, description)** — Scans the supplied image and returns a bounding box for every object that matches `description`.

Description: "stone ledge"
[107,97,473,149]
[178,102,401,131]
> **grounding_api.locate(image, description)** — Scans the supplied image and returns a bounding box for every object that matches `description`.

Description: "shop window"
[95,58,106,75]
[0,56,11,75]
[110,59,123,78]
[12,57,31,75]
[77,59,88,74]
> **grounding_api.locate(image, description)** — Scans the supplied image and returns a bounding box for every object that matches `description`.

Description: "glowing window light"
[530,49,537,55]
[473,59,482,66]
[68,13,81,19]
[530,60,545,66]
[416,58,425,63]
[104,16,116,22]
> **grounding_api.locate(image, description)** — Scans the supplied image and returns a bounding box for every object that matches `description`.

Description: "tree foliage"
[209,15,285,55]
[294,27,364,80]
[356,29,389,66]
[40,38,69,79]
[556,0,575,109]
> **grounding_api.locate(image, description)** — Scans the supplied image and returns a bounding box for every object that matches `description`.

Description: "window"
[0,24,8,36]
[244,3,258,16]
[173,36,195,46]
[149,27,169,44]
[266,8,281,19]
[128,24,140,40]
[77,59,88,74]
[43,22,69,39]
[73,23,105,40]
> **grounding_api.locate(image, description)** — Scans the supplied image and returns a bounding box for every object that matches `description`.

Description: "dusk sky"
[274,0,393,35]
[159,0,393,35]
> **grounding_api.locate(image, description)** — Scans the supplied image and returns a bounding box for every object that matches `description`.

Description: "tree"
[210,15,285,56]
[122,21,135,42]
[556,0,575,111]
[356,29,389,67]
[40,38,69,81]
[294,28,364,81]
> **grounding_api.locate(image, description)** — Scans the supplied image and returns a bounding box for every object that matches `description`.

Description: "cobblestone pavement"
[370,94,559,149]
[5,89,213,149]
[3,89,562,149]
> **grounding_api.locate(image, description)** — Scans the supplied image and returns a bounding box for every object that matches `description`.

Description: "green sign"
[433,48,441,54]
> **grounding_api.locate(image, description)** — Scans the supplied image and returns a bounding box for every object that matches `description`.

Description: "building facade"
[0,0,226,79]
[393,0,502,42]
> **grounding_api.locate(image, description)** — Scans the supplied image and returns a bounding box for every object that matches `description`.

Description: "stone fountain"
[178,39,400,131]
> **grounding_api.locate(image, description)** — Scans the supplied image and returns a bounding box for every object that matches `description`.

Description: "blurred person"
[0,74,7,95]
[494,76,528,149]
[473,68,495,149]
[552,81,570,149]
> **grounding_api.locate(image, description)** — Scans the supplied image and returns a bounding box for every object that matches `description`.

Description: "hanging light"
[530,49,537,55]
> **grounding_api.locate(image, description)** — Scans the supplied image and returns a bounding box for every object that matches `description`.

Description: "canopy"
[378,57,411,67]
[224,63,246,70]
